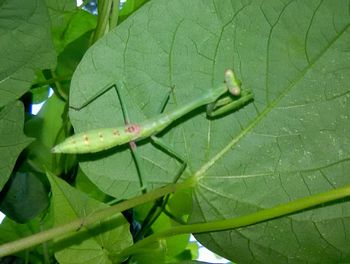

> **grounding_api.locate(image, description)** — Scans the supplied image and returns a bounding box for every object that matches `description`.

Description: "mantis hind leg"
[69,79,148,192]
[150,136,187,183]
[135,97,189,240]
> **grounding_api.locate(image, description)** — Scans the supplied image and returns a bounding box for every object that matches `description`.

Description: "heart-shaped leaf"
[68,0,350,262]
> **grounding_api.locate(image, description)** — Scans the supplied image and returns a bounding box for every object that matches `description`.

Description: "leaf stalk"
[118,184,350,258]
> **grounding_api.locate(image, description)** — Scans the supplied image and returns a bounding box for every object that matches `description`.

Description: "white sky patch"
[0,212,4,223]
[190,235,231,263]
[32,101,46,115]
[32,88,53,115]
[76,0,127,7]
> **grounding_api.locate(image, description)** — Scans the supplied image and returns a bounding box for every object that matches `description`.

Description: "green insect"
[52,69,253,237]
[52,69,254,154]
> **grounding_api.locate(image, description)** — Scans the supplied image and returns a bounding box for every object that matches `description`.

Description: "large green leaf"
[190,1,350,263]
[0,102,34,190]
[70,0,228,198]
[0,0,56,107]
[68,0,350,262]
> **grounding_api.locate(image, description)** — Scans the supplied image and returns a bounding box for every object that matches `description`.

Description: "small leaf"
[0,171,50,223]
[152,213,190,260]
[0,102,34,190]
[50,9,96,53]
[46,171,133,264]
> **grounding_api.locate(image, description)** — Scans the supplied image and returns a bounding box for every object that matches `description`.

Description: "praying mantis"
[52,69,254,155]
[52,69,254,235]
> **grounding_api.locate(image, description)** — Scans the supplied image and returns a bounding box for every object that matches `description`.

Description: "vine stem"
[91,0,113,44]
[31,75,71,89]
[118,184,350,258]
[0,180,195,258]
[109,0,121,29]
[1,182,349,258]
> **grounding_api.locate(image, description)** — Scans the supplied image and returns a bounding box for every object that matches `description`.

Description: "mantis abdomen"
[51,124,144,154]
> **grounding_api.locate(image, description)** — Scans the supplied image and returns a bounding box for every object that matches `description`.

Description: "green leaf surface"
[25,94,66,173]
[152,213,190,259]
[190,1,350,263]
[74,167,110,202]
[47,171,133,264]
[0,0,56,107]
[0,171,50,223]
[0,102,34,190]
[68,0,350,262]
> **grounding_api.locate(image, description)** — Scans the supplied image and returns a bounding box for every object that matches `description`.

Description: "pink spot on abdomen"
[125,124,141,134]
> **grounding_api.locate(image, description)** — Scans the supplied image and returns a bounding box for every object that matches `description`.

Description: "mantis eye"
[224,69,241,96]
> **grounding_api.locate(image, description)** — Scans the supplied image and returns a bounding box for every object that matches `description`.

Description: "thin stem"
[119,184,350,258]
[31,75,71,89]
[40,221,50,264]
[109,0,120,29]
[50,70,68,102]
[162,208,187,225]
[91,0,113,44]
[134,197,165,241]
[0,180,194,257]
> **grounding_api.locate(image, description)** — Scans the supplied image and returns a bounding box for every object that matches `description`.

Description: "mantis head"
[224,69,242,96]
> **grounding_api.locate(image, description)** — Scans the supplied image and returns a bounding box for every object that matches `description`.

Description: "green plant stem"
[50,70,68,102]
[109,0,120,29]
[91,0,113,44]
[118,184,350,258]
[0,180,194,258]
[31,75,71,89]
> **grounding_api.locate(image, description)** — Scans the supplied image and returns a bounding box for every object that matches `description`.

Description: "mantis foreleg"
[206,89,254,118]
[206,69,254,117]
